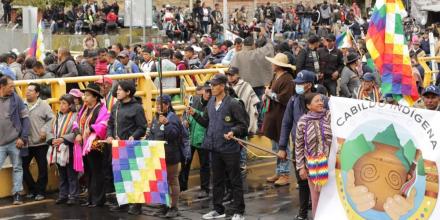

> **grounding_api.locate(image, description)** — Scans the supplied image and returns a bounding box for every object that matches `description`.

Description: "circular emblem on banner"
[335,121,439,220]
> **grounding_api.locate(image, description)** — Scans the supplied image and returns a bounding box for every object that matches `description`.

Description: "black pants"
[85,150,106,205]
[3,4,11,23]
[293,161,310,218]
[212,151,245,215]
[102,144,115,194]
[22,145,49,195]
[58,144,79,199]
[323,78,337,96]
[179,146,210,192]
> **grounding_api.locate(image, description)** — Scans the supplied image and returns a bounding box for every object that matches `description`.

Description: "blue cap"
[155,94,172,104]
[294,70,316,84]
[422,85,440,96]
[362,72,375,82]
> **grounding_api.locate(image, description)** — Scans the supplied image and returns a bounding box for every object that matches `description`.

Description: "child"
[48,94,79,205]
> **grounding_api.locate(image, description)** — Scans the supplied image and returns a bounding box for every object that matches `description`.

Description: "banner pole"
[231,137,295,162]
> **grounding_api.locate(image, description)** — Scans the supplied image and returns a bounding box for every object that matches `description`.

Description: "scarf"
[79,103,101,137]
[105,92,116,113]
[303,110,329,186]
[52,112,75,138]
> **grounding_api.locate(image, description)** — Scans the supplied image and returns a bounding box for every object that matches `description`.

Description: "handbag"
[47,145,57,165]
[56,143,69,167]
[304,118,329,187]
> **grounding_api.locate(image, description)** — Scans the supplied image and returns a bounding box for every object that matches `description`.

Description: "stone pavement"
[0,159,307,220]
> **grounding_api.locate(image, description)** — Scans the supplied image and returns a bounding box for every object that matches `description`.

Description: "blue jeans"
[271,140,290,175]
[275,18,283,33]
[0,141,23,194]
[302,18,312,35]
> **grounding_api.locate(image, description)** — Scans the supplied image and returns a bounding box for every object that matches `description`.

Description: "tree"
[13,0,81,9]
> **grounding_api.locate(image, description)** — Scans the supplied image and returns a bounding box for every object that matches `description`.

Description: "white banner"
[124,0,152,27]
[316,97,440,220]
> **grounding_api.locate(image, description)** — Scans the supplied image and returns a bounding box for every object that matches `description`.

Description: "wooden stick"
[232,137,295,162]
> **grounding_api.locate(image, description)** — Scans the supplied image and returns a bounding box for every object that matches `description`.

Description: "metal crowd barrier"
[418,56,440,87]
[14,68,227,122]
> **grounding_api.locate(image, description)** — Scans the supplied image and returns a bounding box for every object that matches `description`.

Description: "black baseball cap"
[210,74,228,85]
[225,67,239,75]
[325,34,336,42]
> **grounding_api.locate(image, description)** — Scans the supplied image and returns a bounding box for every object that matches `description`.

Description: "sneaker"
[109,204,129,212]
[197,191,209,198]
[294,214,307,220]
[231,214,245,220]
[66,198,78,205]
[55,198,68,205]
[128,204,142,215]
[34,194,45,201]
[165,207,179,218]
[274,175,290,186]
[266,174,280,183]
[25,193,35,199]
[13,193,23,205]
[202,210,226,219]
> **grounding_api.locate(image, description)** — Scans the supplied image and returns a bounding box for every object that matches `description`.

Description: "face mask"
[296,84,305,95]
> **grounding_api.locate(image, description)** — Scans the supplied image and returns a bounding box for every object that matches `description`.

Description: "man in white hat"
[262,53,295,186]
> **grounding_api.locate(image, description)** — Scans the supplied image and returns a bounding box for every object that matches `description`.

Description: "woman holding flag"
[106,80,147,215]
[148,94,182,218]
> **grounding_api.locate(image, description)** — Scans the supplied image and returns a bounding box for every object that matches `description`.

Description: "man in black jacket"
[106,80,147,215]
[188,74,249,220]
[78,50,97,76]
[317,34,344,96]
[296,35,321,75]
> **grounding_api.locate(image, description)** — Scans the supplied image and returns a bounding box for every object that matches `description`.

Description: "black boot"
[109,204,129,212]
[165,207,179,218]
[128,204,142,215]
[298,179,310,219]
[152,205,169,217]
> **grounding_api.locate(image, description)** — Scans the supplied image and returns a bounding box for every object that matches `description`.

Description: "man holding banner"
[106,80,147,215]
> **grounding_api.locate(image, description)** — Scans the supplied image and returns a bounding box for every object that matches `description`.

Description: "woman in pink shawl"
[73,83,110,208]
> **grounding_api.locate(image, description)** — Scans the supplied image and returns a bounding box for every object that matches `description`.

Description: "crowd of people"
[0,1,440,220]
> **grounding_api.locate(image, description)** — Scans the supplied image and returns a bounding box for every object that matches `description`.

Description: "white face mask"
[296,84,305,95]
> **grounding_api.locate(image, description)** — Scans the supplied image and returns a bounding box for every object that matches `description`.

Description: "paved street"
[0,159,304,220]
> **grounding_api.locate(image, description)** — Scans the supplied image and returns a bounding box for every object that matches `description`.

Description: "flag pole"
[231,137,295,162]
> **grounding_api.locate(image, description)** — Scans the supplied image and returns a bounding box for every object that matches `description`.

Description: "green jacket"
[189,109,206,148]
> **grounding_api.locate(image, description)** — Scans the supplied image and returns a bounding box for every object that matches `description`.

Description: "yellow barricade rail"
[418,56,440,87]
[14,68,227,122]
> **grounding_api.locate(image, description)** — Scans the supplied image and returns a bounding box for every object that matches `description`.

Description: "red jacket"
[95,60,108,75]
[106,12,118,23]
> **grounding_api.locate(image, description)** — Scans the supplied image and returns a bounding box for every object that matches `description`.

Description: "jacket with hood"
[56,57,78,78]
